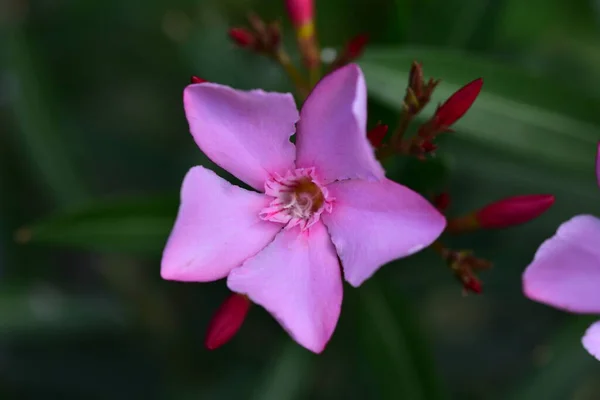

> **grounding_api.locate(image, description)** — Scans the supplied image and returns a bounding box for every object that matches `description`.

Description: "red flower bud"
[205,293,251,350]
[367,123,388,148]
[345,34,369,61]
[476,194,555,229]
[462,276,482,294]
[420,139,438,154]
[190,76,207,84]
[229,28,255,48]
[285,0,314,28]
[433,192,451,212]
[434,78,483,128]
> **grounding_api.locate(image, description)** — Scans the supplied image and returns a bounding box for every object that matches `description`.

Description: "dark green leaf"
[354,280,446,400]
[19,196,178,255]
[0,285,128,336]
[360,47,600,176]
[503,315,600,400]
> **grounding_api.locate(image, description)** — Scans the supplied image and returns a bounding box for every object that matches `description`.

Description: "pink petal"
[322,179,446,287]
[161,166,282,282]
[583,321,600,361]
[523,215,600,314]
[183,83,299,191]
[295,64,384,184]
[227,222,342,353]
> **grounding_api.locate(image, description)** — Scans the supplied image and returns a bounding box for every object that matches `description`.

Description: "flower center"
[260,168,333,230]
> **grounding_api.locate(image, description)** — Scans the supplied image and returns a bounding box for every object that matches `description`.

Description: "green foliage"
[20,196,177,255]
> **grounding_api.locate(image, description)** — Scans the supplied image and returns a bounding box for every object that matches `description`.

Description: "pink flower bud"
[367,123,388,148]
[228,28,255,48]
[190,76,207,84]
[434,78,483,129]
[205,293,251,350]
[462,275,482,294]
[285,0,314,28]
[345,34,369,60]
[476,194,555,229]
[433,192,451,212]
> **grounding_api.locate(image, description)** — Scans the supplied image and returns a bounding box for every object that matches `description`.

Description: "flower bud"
[190,76,207,84]
[446,194,555,233]
[403,62,439,116]
[228,27,255,48]
[434,78,483,129]
[367,122,388,148]
[433,192,451,212]
[439,247,491,294]
[205,293,251,350]
[285,0,314,28]
[461,274,482,294]
[345,34,369,61]
[476,194,555,229]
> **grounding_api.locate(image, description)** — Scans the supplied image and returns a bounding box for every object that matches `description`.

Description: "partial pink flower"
[162,64,446,353]
[523,149,600,361]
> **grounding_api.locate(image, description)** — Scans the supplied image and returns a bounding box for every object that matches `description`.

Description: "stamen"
[260,168,333,230]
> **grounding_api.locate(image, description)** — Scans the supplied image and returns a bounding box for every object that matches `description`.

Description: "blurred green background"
[2,0,600,398]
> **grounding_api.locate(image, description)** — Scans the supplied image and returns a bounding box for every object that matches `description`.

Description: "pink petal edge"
[295,64,385,184]
[523,215,600,314]
[227,222,343,353]
[583,320,600,361]
[322,178,446,287]
[183,83,299,191]
[161,166,282,282]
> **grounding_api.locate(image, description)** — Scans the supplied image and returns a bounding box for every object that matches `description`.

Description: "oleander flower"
[161,64,446,353]
[523,142,600,360]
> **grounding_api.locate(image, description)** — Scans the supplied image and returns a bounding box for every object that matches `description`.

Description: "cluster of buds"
[435,244,492,294]
[373,63,483,161]
[432,193,555,293]
[408,77,483,158]
[226,0,371,97]
[229,14,282,57]
[404,62,440,116]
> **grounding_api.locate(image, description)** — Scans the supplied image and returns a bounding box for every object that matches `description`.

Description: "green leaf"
[0,285,128,337]
[5,30,89,207]
[497,0,598,45]
[252,340,315,400]
[360,47,600,176]
[397,155,451,196]
[503,315,599,400]
[354,280,446,400]
[18,196,177,255]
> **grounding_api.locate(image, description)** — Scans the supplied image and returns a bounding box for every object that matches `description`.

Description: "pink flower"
[161,64,446,353]
[523,142,600,361]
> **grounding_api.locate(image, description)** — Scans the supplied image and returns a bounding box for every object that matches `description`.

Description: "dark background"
[1,0,600,398]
